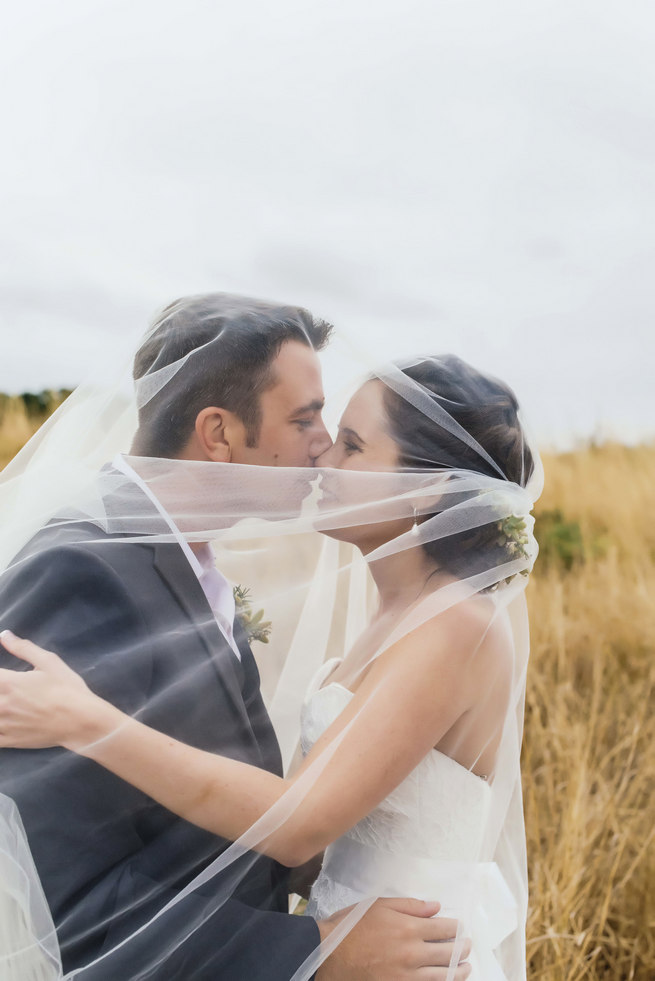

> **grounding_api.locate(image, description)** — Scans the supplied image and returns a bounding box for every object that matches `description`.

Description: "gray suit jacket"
[0,484,318,979]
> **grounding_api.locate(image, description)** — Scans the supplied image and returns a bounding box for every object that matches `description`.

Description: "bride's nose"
[310,425,333,465]
[313,438,336,467]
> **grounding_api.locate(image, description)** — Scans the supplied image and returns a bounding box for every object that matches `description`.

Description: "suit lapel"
[101,471,270,765]
[233,620,284,777]
[151,542,251,736]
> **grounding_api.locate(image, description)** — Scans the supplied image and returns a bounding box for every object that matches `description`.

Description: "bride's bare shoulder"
[422,590,497,636]
[387,592,509,673]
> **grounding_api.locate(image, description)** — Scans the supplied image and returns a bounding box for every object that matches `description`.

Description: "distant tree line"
[0,389,72,421]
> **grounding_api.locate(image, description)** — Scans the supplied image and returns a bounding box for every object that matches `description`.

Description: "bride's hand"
[0,630,103,750]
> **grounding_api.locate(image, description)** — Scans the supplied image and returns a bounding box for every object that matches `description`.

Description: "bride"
[0,346,540,981]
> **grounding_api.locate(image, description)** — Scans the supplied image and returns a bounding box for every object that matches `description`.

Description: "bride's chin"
[314,523,392,557]
[315,525,360,545]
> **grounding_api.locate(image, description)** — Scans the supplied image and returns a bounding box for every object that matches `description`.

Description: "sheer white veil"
[0,293,542,981]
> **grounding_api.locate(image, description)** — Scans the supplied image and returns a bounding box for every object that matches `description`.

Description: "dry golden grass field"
[1,396,653,980]
[524,444,654,981]
[0,391,71,466]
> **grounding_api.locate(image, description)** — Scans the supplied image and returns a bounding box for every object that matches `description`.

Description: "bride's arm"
[0,611,494,867]
[287,852,324,899]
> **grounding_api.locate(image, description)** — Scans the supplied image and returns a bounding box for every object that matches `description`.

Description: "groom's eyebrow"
[289,399,325,417]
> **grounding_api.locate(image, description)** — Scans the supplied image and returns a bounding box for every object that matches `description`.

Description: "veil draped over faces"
[0,295,543,981]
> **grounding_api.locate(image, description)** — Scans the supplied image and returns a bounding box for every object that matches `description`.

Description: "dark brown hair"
[132,293,332,457]
[383,355,534,578]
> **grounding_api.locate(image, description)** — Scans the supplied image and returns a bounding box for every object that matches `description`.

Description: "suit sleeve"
[83,888,321,981]
[0,545,158,950]
[0,543,153,707]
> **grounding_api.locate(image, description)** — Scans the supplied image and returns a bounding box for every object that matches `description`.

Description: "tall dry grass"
[1,401,653,978]
[525,444,655,980]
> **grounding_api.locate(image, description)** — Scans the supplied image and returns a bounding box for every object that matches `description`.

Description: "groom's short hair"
[131,293,333,457]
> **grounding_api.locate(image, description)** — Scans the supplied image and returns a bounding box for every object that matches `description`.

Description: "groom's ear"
[192,406,239,463]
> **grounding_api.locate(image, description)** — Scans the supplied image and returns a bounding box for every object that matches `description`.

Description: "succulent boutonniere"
[233,585,272,645]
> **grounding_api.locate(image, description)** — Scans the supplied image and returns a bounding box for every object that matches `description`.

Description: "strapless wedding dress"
[300,659,520,981]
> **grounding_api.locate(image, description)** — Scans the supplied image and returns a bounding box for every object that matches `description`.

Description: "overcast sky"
[1,0,653,448]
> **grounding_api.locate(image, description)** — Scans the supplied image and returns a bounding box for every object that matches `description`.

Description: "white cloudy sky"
[1,0,654,447]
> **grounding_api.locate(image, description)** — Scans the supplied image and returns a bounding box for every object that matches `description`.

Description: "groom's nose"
[309,423,333,465]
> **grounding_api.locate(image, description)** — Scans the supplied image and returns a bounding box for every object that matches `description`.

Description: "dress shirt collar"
[111,454,240,660]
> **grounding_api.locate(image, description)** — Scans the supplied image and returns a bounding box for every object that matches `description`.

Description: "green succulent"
[233,585,272,645]
[496,513,531,579]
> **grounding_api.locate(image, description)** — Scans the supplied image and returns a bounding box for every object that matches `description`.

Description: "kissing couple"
[0,293,541,980]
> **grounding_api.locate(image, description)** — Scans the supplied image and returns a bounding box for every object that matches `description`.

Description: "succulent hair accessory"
[487,488,534,583]
[497,514,531,571]
[233,585,272,644]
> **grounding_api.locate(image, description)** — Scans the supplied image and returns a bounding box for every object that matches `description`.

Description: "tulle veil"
[0,293,542,980]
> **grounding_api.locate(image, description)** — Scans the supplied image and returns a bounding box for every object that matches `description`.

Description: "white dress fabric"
[301,659,519,981]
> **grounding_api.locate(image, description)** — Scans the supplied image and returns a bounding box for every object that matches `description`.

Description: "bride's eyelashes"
[335,432,363,456]
[336,426,365,456]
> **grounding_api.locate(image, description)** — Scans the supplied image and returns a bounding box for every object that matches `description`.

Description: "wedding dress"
[301,659,519,981]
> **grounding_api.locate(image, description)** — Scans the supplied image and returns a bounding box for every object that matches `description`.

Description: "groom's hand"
[316,897,471,981]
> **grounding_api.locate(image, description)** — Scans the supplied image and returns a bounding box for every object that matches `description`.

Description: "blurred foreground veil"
[0,294,543,980]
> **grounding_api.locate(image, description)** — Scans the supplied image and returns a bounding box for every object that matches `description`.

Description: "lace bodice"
[300,660,518,979]
[302,658,491,859]
[301,659,492,911]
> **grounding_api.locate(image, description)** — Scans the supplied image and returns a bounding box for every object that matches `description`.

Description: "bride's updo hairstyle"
[383,355,534,580]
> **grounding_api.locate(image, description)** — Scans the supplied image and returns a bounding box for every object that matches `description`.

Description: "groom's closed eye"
[289,399,325,429]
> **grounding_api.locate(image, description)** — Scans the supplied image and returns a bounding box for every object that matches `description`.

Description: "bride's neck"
[366,548,440,614]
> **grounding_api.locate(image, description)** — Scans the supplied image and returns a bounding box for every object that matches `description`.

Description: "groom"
[0,294,467,980]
